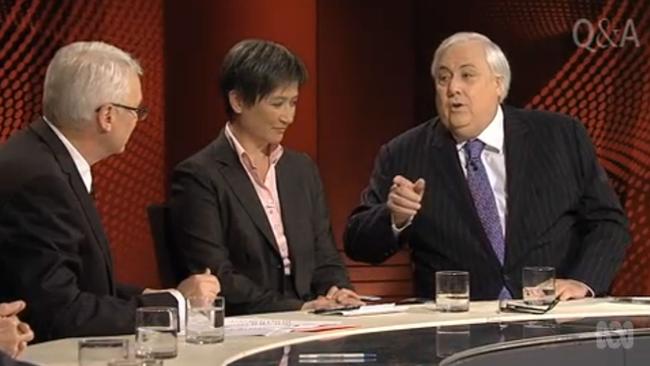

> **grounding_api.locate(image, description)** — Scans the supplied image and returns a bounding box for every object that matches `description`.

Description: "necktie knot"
[463,139,485,160]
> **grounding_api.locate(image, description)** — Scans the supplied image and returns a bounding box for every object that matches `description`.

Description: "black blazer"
[0,353,34,366]
[344,106,630,299]
[0,119,174,342]
[168,130,351,315]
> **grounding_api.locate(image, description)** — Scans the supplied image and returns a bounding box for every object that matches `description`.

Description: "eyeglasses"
[96,103,149,121]
[498,296,561,315]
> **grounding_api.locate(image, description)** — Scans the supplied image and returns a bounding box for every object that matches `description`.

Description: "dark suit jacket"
[168,130,351,315]
[344,106,630,299]
[0,353,34,366]
[0,119,174,342]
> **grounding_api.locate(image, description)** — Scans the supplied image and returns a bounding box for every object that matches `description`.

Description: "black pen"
[312,305,361,314]
[545,296,561,312]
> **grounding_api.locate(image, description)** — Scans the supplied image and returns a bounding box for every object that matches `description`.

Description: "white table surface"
[21,298,650,365]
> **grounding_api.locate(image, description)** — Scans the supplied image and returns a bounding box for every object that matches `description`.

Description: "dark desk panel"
[231,316,650,365]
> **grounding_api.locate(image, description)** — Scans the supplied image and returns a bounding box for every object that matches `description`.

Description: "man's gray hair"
[43,41,142,129]
[431,32,511,102]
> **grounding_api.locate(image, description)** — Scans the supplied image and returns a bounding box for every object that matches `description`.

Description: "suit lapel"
[212,132,280,255]
[503,107,534,268]
[275,157,303,275]
[30,119,115,288]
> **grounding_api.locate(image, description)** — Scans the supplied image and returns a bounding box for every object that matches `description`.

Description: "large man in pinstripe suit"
[344,32,630,301]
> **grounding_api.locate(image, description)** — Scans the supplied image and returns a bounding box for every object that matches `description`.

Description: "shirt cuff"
[143,288,186,335]
[391,215,414,237]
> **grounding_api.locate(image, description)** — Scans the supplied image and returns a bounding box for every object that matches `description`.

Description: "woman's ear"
[228,90,245,114]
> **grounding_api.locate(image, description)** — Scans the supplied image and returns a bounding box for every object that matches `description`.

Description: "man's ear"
[495,75,505,103]
[228,90,245,114]
[96,104,113,133]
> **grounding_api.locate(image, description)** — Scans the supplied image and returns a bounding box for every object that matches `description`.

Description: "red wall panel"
[317,0,417,298]
[0,0,165,287]
[164,0,318,172]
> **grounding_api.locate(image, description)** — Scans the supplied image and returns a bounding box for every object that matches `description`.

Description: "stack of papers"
[225,317,354,337]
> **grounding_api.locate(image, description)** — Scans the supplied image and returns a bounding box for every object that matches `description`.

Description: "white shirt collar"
[457,105,504,154]
[43,117,93,193]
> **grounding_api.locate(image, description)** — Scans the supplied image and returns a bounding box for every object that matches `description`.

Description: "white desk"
[21,298,650,365]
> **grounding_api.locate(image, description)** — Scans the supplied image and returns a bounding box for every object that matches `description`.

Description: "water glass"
[186,296,225,344]
[436,270,470,312]
[135,306,178,359]
[78,338,129,366]
[522,266,556,305]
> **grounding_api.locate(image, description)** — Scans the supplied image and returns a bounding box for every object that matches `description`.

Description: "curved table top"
[21,298,650,365]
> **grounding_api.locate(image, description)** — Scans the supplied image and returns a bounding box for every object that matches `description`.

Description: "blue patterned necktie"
[464,139,511,299]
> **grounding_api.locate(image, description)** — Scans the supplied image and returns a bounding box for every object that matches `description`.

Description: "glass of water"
[186,296,225,344]
[135,306,178,359]
[78,338,129,366]
[436,270,470,312]
[522,266,555,305]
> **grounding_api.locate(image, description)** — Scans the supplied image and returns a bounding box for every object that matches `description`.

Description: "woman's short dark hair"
[220,39,308,117]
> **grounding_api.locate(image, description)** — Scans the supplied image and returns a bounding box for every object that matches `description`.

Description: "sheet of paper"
[225,317,348,337]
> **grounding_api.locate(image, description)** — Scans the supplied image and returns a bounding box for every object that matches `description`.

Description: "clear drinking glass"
[135,306,178,359]
[186,296,225,344]
[435,270,470,312]
[78,338,129,366]
[522,266,556,305]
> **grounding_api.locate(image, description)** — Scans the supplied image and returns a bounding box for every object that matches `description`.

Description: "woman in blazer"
[169,39,362,315]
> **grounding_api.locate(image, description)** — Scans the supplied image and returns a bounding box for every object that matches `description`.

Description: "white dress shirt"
[456,105,507,235]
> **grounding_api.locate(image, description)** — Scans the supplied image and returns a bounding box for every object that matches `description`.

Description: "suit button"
[503,275,511,282]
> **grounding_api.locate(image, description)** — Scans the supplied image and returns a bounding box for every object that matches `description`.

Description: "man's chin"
[444,117,470,130]
[448,122,476,141]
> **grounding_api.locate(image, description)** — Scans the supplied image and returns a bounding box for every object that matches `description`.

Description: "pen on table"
[546,295,561,312]
[299,353,377,359]
[312,305,361,314]
[358,295,382,302]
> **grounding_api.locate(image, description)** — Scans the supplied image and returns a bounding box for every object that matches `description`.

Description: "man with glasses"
[0,41,220,342]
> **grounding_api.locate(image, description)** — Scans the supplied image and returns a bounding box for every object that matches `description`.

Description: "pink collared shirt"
[224,123,292,275]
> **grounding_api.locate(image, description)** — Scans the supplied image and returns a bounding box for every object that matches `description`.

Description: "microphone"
[469,160,479,172]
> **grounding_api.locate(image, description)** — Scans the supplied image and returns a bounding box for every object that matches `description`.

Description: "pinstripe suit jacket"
[344,106,630,299]
[0,352,34,366]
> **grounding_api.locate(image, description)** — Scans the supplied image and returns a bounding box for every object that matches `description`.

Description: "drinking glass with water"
[78,338,129,366]
[186,296,225,344]
[135,307,178,359]
[522,266,555,305]
[436,270,470,312]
